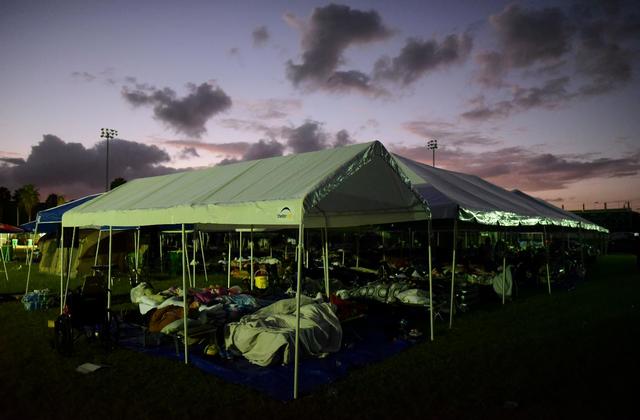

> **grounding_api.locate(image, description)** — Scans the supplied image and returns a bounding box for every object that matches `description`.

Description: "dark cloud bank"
[0,135,177,197]
[373,33,473,85]
[466,1,640,120]
[286,3,473,94]
[286,3,391,94]
[3,127,636,200]
[216,120,355,164]
[282,1,637,109]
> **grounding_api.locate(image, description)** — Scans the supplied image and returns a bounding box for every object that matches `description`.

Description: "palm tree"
[44,193,65,208]
[17,184,40,221]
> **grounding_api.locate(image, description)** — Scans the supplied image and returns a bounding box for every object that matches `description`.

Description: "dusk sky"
[1,0,639,210]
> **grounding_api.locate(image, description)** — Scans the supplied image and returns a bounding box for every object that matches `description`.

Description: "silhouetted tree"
[0,187,10,202]
[44,193,65,208]
[16,184,40,221]
[110,177,127,190]
[0,186,11,221]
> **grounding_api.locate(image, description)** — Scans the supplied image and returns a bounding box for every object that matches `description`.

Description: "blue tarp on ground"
[119,311,422,400]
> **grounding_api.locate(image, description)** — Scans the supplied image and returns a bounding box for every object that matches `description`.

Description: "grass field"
[1,255,639,419]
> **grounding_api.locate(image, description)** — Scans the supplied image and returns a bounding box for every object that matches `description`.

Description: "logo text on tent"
[277,207,293,219]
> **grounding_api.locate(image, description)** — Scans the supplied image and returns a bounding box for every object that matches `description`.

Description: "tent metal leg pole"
[502,256,506,305]
[94,229,102,268]
[324,226,330,298]
[1,245,8,282]
[546,262,551,294]
[135,229,141,284]
[227,238,231,288]
[428,220,434,342]
[449,220,457,329]
[159,233,163,273]
[181,224,189,364]
[199,231,208,284]
[107,226,113,315]
[63,226,76,308]
[25,234,31,264]
[250,228,254,291]
[25,222,39,293]
[192,233,196,288]
[185,238,192,287]
[293,211,305,400]
[321,235,327,297]
[239,231,243,269]
[66,227,76,283]
[133,231,137,282]
[0,248,7,282]
[578,222,585,270]
[544,226,551,295]
[60,227,64,313]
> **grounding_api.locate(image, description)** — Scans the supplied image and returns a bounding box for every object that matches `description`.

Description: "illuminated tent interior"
[63,141,431,399]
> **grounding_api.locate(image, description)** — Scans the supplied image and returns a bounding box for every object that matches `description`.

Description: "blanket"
[225,297,342,366]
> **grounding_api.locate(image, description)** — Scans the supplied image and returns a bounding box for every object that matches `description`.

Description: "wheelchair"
[53,270,120,356]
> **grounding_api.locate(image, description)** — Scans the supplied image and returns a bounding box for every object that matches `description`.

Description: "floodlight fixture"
[427,139,438,167]
[100,128,118,191]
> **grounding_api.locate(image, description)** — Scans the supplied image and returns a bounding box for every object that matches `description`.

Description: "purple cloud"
[122,82,232,137]
[252,25,270,46]
[374,33,473,85]
[391,143,640,192]
[286,4,391,94]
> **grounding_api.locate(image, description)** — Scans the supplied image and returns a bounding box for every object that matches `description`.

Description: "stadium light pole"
[427,139,438,167]
[100,128,118,191]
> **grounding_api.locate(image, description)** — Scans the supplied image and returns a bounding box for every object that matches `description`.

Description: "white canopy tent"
[393,155,608,327]
[63,141,431,399]
[394,155,606,231]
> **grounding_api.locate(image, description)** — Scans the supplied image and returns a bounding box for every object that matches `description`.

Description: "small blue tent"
[21,194,102,233]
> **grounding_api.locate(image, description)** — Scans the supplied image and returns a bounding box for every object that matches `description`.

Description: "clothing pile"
[130,282,260,334]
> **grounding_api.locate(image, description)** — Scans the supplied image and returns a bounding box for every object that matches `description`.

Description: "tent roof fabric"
[18,194,102,233]
[394,155,606,232]
[37,193,102,224]
[19,221,37,232]
[63,141,429,229]
[35,194,103,233]
[510,190,606,232]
